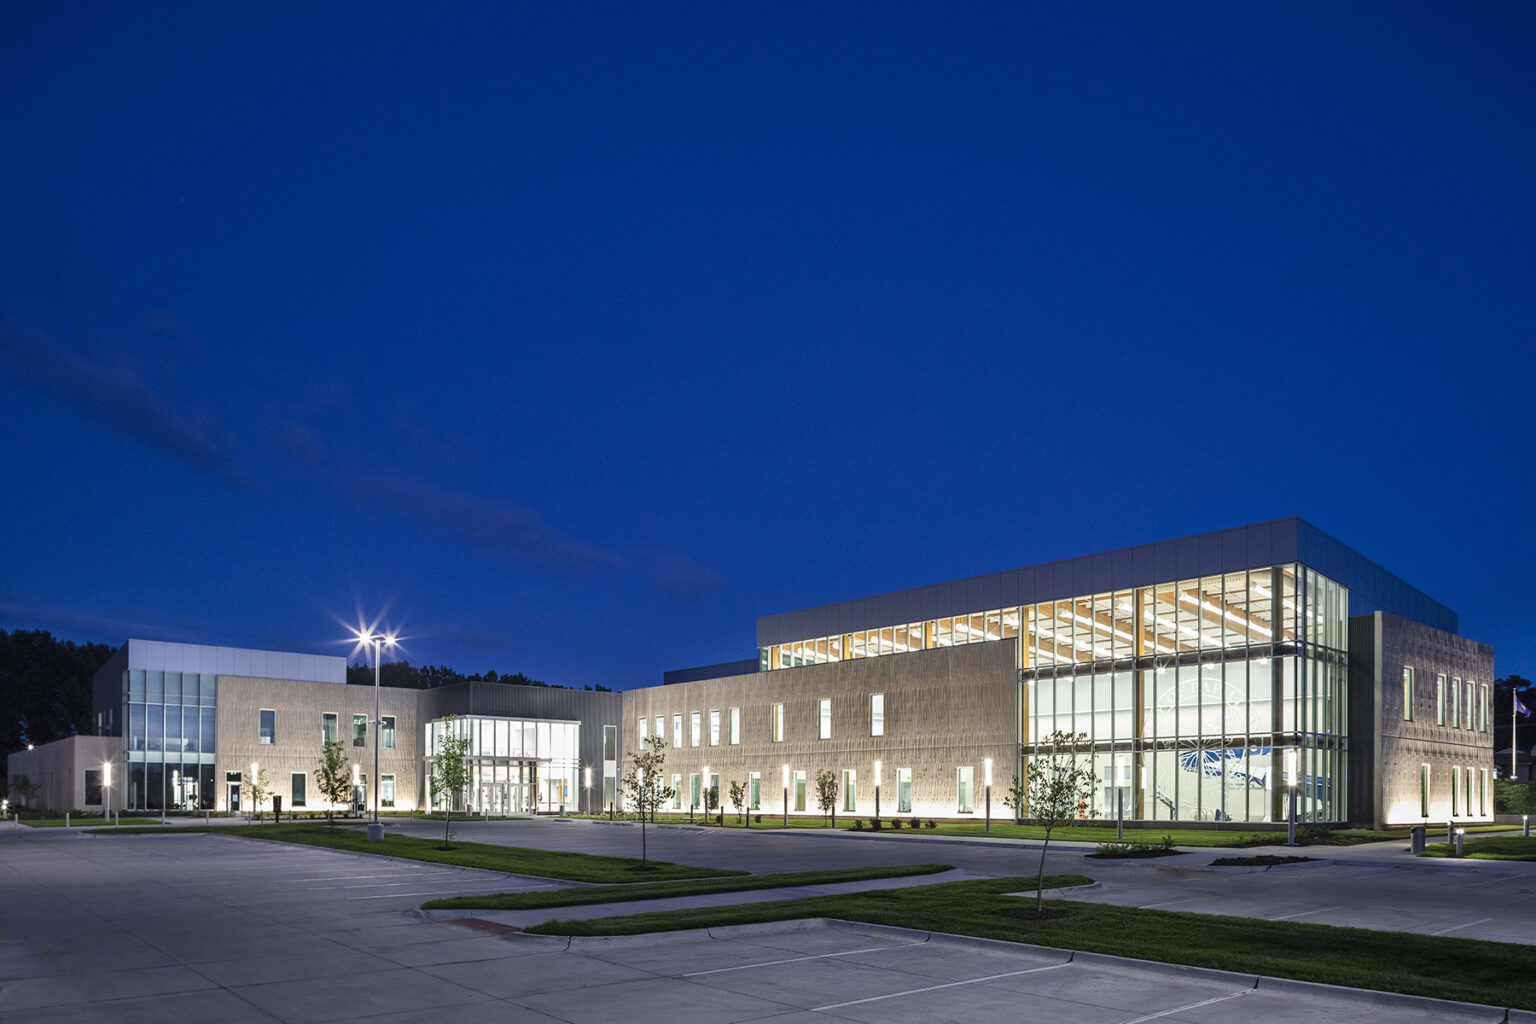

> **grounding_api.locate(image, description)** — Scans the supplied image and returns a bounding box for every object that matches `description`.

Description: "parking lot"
[1,825,1529,1023]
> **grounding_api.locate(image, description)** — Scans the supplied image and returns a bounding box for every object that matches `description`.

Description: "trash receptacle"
[366,823,384,842]
[1410,825,1425,854]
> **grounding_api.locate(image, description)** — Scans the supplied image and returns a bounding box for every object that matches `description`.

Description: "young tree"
[728,779,747,826]
[1001,769,1027,824]
[8,773,38,808]
[315,742,351,824]
[1023,730,1097,913]
[815,769,839,828]
[243,766,271,822]
[429,716,472,849]
[620,734,673,863]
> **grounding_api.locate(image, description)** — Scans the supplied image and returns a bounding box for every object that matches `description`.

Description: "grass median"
[422,863,951,911]
[87,822,739,883]
[836,822,1404,847]
[526,874,1536,1008]
[1422,835,1536,861]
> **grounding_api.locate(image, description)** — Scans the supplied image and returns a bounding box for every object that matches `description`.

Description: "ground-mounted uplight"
[984,758,993,833]
[782,764,790,827]
[1114,752,1131,840]
[874,760,882,821]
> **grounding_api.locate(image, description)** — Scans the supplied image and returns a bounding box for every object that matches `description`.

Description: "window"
[1452,678,1462,729]
[671,774,682,810]
[638,717,648,746]
[729,707,740,745]
[1479,768,1488,815]
[957,766,975,813]
[85,769,103,805]
[381,716,395,749]
[290,773,307,807]
[794,770,807,811]
[603,777,615,811]
[690,711,701,747]
[352,714,367,747]
[749,772,760,809]
[259,709,276,745]
[672,714,682,748]
[771,703,784,742]
[1467,767,1477,814]
[689,773,701,809]
[709,710,720,746]
[1466,681,1475,729]
[1401,668,1413,722]
[1420,764,1431,817]
[603,725,617,761]
[819,698,832,740]
[842,769,857,812]
[381,775,396,809]
[1451,766,1459,816]
[322,713,338,745]
[1481,684,1489,733]
[897,768,912,813]
[871,693,885,736]
[1436,676,1446,725]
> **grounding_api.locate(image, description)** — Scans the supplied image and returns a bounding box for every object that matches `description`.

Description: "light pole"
[353,629,398,826]
[782,764,789,827]
[984,758,993,833]
[1284,748,1299,846]
[874,760,882,824]
[103,760,111,822]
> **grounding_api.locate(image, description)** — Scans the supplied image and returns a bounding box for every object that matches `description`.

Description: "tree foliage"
[315,741,352,823]
[620,734,672,862]
[243,765,272,821]
[429,716,472,848]
[729,779,748,825]
[815,768,839,825]
[344,659,611,692]
[0,630,114,790]
[1024,730,1097,912]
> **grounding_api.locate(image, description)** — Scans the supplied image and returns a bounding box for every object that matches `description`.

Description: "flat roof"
[756,517,1457,647]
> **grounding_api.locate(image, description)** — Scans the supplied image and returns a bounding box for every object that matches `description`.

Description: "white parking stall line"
[1430,916,1493,936]
[1118,989,1248,1023]
[682,940,929,976]
[810,962,1071,1011]
[1267,904,1341,921]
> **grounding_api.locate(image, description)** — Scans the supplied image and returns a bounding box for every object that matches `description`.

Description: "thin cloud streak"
[0,316,248,484]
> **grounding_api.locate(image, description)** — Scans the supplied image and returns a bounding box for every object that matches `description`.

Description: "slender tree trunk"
[1036,830,1051,913]
[444,808,450,848]
[641,793,648,862]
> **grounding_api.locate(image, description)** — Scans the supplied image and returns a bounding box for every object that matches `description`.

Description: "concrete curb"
[1255,975,1509,1019]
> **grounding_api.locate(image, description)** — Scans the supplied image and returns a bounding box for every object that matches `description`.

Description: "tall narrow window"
[381,775,396,808]
[1401,668,1413,722]
[1481,684,1489,733]
[290,773,306,807]
[322,713,338,745]
[709,710,720,746]
[1467,767,1476,814]
[352,714,367,747]
[1479,768,1488,815]
[672,714,682,748]
[771,703,784,742]
[897,767,912,813]
[870,693,885,736]
[841,769,857,812]
[381,716,395,749]
[603,725,617,761]
[1466,681,1475,729]
[1452,678,1462,728]
[729,707,740,745]
[690,711,701,747]
[819,698,832,740]
[1420,764,1430,817]
[957,766,975,813]
[689,773,701,809]
[638,717,648,746]
[671,774,682,810]
[1451,766,1459,816]
[748,772,760,810]
[1436,675,1446,726]
[794,770,807,811]
[259,709,275,745]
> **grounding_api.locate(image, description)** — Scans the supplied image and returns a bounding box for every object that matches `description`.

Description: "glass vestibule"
[124,670,218,811]
[424,715,580,814]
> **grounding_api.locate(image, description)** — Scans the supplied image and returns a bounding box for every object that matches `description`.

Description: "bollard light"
[1114,752,1130,840]
[984,758,993,833]
[782,764,790,827]
[1284,749,1299,847]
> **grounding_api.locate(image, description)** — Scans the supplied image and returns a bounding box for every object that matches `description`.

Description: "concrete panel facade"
[621,641,1018,820]
[1349,612,1495,827]
[216,677,421,814]
[5,735,117,813]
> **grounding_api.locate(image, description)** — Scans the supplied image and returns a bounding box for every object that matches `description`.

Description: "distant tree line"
[344,660,611,692]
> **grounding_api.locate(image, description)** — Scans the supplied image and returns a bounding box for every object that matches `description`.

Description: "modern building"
[5,518,1496,829]
[8,638,622,818]
[629,517,1494,828]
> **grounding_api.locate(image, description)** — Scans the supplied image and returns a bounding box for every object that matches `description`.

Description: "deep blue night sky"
[2,3,1532,688]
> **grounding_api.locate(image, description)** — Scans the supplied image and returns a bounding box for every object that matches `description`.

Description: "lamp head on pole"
[1284,748,1299,787]
[874,760,882,786]
[103,760,111,786]
[983,758,992,787]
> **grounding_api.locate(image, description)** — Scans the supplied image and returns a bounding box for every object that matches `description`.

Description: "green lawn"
[422,863,951,911]
[526,875,1536,1008]
[87,822,740,882]
[21,816,127,827]
[1422,835,1536,861]
[833,821,1403,847]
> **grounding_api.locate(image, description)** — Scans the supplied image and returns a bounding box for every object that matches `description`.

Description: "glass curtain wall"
[125,670,217,811]
[424,716,580,814]
[761,563,1349,824]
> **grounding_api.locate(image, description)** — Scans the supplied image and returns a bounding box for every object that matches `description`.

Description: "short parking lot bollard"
[1455,828,1466,857]
[1410,826,1425,854]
